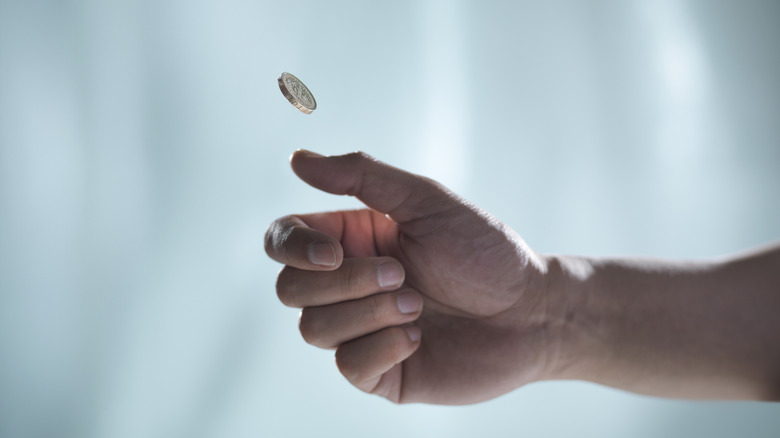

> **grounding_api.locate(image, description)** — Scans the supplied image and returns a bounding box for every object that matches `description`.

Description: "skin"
[265,150,780,404]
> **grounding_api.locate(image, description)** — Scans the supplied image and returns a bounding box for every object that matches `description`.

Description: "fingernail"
[397,291,421,314]
[404,325,421,343]
[308,242,336,266]
[377,262,404,288]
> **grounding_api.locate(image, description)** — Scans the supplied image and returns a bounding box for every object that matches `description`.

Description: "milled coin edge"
[278,72,317,114]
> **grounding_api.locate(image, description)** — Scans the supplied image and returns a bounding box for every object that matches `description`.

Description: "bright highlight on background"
[640,0,710,165]
[418,0,471,193]
[1,1,779,438]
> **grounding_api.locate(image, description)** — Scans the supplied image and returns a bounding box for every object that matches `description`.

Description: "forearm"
[545,244,780,400]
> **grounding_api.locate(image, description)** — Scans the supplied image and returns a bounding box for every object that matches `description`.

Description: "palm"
[307,206,548,404]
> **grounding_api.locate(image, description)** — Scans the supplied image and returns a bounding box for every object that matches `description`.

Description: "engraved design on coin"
[278,72,317,114]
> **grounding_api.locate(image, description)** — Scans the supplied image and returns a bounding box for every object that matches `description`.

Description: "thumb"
[290,150,459,224]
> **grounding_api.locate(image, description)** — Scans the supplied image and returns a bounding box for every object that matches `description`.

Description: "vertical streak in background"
[638,0,710,167]
[0,1,90,436]
[416,0,471,192]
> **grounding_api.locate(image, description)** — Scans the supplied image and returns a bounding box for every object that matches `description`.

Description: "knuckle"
[275,267,300,307]
[338,262,363,300]
[363,295,383,324]
[422,177,442,193]
[335,347,361,382]
[387,328,409,357]
[298,308,322,346]
[345,151,371,163]
[419,176,450,201]
[265,216,296,259]
[264,221,282,257]
[263,227,275,256]
[341,152,374,197]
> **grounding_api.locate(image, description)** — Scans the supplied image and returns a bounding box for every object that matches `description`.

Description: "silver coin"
[278,72,317,114]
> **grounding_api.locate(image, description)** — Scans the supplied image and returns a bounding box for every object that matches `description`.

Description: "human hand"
[265,150,564,404]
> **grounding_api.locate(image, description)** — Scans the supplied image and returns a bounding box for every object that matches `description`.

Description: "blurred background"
[1,0,779,437]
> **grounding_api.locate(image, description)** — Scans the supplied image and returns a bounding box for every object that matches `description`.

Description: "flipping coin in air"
[278,72,317,114]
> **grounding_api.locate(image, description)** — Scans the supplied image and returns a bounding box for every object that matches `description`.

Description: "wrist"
[537,254,605,382]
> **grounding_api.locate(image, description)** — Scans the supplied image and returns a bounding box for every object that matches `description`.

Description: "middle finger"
[276,257,405,308]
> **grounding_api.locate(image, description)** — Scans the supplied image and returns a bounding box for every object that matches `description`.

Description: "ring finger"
[299,288,423,349]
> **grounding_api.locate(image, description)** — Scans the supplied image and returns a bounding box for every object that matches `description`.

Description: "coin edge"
[278,72,317,114]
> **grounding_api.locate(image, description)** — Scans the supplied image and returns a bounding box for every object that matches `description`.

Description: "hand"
[265,150,562,404]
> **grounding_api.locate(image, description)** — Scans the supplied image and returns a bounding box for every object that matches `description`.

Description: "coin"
[278,72,317,114]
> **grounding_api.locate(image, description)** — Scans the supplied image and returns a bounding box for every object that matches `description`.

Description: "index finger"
[265,215,344,270]
[290,150,460,224]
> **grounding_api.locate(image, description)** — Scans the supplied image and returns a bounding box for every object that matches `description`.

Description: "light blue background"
[1,0,779,437]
